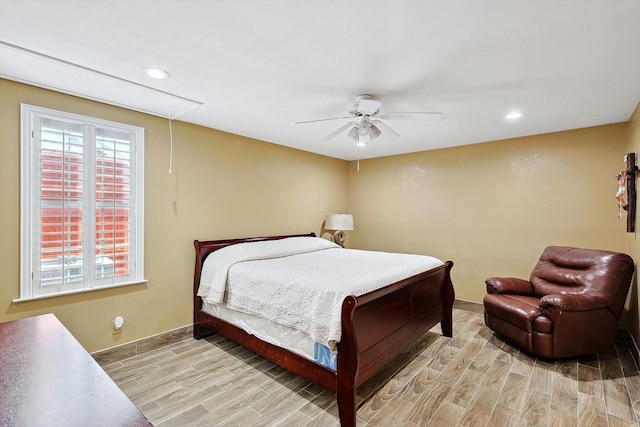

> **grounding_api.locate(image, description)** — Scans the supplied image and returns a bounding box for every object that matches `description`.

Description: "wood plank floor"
[100,307,640,426]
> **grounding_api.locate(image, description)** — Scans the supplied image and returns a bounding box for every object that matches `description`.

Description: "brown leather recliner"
[483,246,634,358]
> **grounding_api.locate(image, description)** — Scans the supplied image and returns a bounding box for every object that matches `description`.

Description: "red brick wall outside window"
[39,148,130,284]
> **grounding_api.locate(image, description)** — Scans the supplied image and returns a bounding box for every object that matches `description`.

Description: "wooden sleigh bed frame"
[193,233,455,426]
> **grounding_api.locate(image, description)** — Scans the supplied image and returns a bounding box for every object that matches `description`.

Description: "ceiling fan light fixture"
[347,126,359,141]
[357,119,371,136]
[369,124,381,139]
[357,141,368,147]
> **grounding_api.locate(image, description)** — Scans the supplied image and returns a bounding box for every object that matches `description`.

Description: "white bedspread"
[198,237,443,350]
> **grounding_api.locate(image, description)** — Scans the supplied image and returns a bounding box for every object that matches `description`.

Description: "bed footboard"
[336,260,454,427]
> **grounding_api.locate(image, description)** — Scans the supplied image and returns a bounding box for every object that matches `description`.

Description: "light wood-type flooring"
[100,306,640,426]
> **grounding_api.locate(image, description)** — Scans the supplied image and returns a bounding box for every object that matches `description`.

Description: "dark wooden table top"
[0,313,152,426]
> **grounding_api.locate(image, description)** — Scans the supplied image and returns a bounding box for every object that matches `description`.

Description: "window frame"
[18,104,145,301]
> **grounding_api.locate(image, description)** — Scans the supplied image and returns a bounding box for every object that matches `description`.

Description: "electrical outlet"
[112,316,124,333]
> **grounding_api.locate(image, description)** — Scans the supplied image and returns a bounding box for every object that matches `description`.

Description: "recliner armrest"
[539,293,609,313]
[485,277,534,295]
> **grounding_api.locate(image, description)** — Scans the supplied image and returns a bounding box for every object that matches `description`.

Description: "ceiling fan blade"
[387,111,443,119]
[357,99,382,115]
[321,121,355,141]
[371,120,400,138]
[291,116,352,125]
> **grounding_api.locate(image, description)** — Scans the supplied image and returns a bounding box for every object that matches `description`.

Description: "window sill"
[12,280,148,303]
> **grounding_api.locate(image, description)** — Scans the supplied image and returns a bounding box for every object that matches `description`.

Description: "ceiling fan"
[292,94,442,143]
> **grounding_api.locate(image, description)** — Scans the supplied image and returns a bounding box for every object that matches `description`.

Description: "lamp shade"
[368,123,381,139]
[347,126,359,141]
[325,213,354,231]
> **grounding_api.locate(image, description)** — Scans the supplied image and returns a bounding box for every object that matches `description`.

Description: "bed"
[193,233,454,426]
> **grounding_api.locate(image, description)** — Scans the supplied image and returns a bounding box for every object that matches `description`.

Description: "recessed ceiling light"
[145,68,170,79]
[505,112,523,120]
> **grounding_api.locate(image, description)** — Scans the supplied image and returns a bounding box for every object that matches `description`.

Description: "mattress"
[202,301,337,369]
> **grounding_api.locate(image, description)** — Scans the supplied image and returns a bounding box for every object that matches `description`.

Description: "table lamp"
[325,213,354,247]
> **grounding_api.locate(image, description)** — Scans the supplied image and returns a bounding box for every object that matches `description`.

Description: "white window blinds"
[20,105,145,300]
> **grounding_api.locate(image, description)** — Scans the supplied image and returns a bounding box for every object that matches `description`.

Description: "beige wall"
[625,102,640,349]
[1,78,637,353]
[0,79,349,352]
[348,124,628,304]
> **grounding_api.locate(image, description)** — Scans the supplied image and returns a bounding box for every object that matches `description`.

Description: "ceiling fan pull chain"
[168,107,174,175]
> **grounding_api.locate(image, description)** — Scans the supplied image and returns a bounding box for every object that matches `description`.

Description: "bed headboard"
[193,232,316,296]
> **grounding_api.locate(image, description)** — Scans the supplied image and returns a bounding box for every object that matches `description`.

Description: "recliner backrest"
[529,246,634,319]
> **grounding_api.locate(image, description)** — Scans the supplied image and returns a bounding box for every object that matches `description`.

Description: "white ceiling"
[1,0,639,161]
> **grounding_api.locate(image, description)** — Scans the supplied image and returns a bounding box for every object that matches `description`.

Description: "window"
[20,104,145,300]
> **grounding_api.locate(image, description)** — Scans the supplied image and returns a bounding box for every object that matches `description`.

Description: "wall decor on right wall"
[616,153,638,232]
